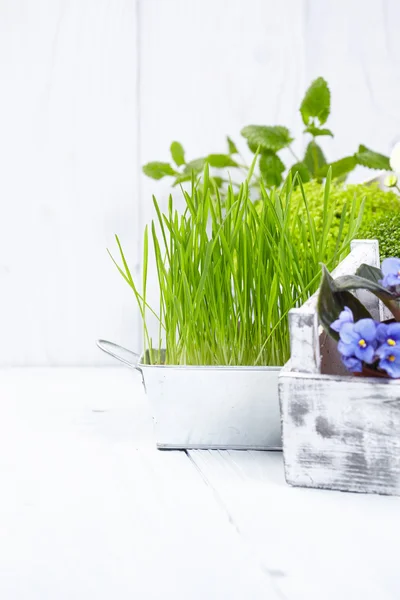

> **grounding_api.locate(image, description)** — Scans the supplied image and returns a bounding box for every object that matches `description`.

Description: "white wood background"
[1,0,400,365]
[2,368,400,599]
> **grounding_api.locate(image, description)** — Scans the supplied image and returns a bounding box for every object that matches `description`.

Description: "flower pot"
[279,239,400,496]
[97,340,282,450]
[353,365,390,379]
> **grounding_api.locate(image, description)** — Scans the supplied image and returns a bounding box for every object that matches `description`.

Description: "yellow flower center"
[388,338,396,346]
[389,355,396,362]
[358,339,367,348]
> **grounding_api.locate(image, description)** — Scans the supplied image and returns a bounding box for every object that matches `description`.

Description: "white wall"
[1,0,400,365]
[0,0,139,365]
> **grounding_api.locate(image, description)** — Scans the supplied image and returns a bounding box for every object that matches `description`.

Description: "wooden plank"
[281,239,400,497]
[0,369,280,600]
[189,448,400,600]
[280,371,400,495]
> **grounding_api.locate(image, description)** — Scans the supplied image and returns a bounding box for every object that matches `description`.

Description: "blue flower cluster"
[329,257,400,377]
[381,257,400,290]
[331,308,400,377]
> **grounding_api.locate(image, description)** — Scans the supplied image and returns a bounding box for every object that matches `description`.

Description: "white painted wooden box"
[279,240,400,496]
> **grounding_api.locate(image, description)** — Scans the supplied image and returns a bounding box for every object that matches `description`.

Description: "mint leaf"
[241,125,293,152]
[290,162,311,183]
[206,154,239,168]
[227,137,238,155]
[300,77,331,125]
[183,158,206,174]
[142,162,177,180]
[170,141,185,166]
[304,125,334,137]
[259,151,285,187]
[355,145,390,170]
[303,141,327,176]
[172,173,193,186]
[318,156,357,179]
[247,141,259,154]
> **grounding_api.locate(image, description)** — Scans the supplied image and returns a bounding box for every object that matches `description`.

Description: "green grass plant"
[110,165,363,366]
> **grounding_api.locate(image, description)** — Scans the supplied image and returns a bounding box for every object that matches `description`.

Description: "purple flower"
[376,322,400,349]
[341,355,362,372]
[338,318,378,364]
[381,258,400,289]
[376,345,400,378]
[331,307,354,333]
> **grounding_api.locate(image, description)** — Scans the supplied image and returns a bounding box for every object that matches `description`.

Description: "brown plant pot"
[354,365,391,379]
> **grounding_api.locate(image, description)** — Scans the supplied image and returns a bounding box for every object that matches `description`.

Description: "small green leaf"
[303,141,327,176]
[317,265,372,340]
[355,145,390,170]
[241,125,293,152]
[170,141,185,166]
[206,154,239,168]
[300,77,331,125]
[142,162,177,180]
[172,173,193,186]
[318,156,357,179]
[259,151,285,187]
[227,137,238,155]
[183,158,206,174]
[247,141,259,154]
[304,125,334,137]
[290,162,311,183]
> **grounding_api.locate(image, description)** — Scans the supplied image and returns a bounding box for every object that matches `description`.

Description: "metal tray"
[97,340,282,450]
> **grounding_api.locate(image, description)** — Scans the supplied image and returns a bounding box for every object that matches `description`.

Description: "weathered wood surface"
[1,368,400,600]
[281,240,400,496]
[280,371,400,495]
[189,448,400,600]
[0,368,280,600]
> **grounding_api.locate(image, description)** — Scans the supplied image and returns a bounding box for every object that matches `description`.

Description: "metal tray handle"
[96,339,141,371]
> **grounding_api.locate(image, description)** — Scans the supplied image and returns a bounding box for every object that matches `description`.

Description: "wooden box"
[279,240,400,496]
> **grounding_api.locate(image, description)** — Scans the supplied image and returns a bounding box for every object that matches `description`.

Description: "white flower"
[390,142,400,173]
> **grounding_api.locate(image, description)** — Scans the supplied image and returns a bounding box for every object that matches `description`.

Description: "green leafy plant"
[109,166,363,367]
[142,77,390,190]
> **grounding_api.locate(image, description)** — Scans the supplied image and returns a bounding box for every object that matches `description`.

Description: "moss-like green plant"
[109,166,363,367]
[289,181,400,258]
[360,212,400,259]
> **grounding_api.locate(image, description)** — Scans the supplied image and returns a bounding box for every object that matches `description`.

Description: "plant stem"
[312,137,318,175]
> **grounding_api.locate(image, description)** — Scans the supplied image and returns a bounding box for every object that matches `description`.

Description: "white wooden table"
[1,368,399,600]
